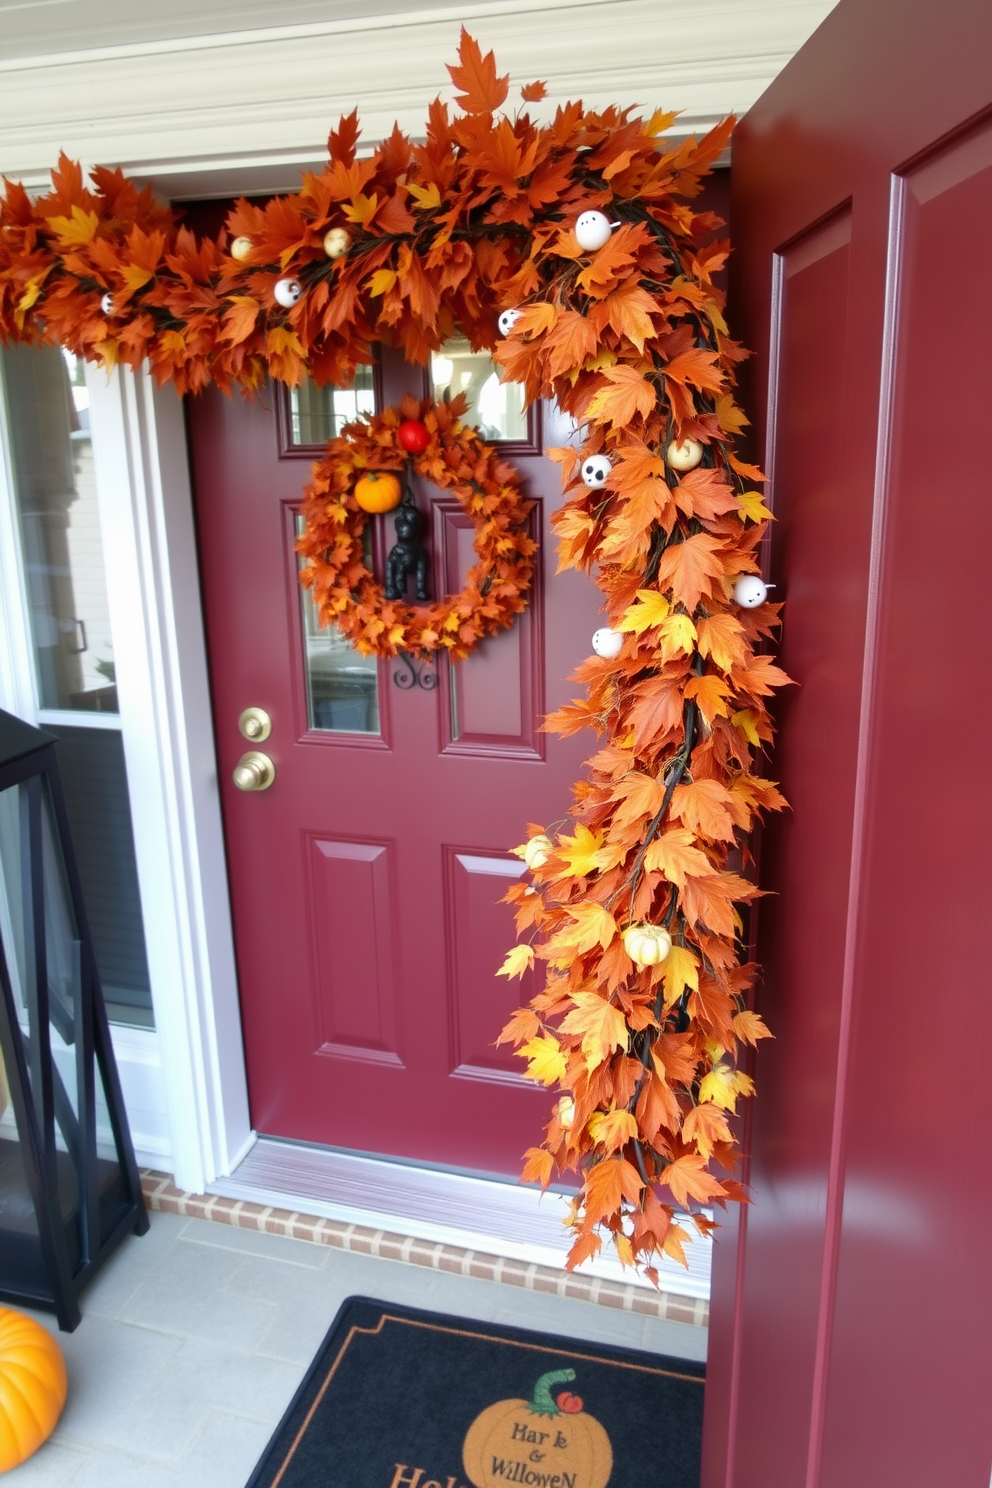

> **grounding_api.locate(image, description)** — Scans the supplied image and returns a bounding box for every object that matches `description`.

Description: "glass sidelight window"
[0,344,153,1027]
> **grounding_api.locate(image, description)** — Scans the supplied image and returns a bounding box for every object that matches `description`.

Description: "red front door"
[703,1,992,1484]
[187,346,601,1174]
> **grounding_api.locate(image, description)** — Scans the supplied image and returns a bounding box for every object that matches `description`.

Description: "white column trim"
[0,376,40,720]
[86,364,253,1191]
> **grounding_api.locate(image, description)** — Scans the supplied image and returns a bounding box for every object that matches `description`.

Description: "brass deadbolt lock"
[238,707,272,742]
[232,751,276,792]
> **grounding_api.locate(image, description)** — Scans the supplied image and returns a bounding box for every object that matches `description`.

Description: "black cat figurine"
[384,491,431,602]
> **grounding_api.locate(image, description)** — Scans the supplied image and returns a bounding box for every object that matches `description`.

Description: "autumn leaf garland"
[0,28,791,1276]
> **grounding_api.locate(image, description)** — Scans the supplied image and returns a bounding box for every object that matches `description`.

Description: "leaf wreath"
[0,28,792,1278]
[298,395,535,660]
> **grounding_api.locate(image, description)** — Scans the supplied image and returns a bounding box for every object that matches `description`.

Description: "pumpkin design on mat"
[463,1369,612,1488]
[0,1306,68,1471]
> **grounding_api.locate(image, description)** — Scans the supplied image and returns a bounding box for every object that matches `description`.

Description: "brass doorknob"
[232,751,275,792]
[238,706,272,742]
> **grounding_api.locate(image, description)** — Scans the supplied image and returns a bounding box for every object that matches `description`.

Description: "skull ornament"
[498,308,522,336]
[592,628,624,659]
[100,292,114,315]
[733,575,770,609]
[574,210,614,252]
[581,454,612,489]
[274,277,302,308]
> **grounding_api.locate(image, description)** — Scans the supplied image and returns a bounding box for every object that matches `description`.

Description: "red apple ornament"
[557,1392,584,1415]
[398,419,430,454]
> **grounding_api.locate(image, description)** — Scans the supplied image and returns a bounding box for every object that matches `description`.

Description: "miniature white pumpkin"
[592,628,623,659]
[274,277,302,308]
[622,923,672,967]
[556,1095,575,1129]
[523,834,554,870]
[230,236,253,262]
[100,292,114,315]
[732,575,770,609]
[498,308,523,336]
[323,227,350,259]
[581,454,612,489]
[574,210,614,252]
[666,438,703,471]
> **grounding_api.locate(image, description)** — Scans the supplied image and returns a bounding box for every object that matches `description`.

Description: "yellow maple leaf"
[553,823,602,878]
[550,902,618,957]
[731,709,762,746]
[17,272,49,314]
[657,612,697,661]
[715,393,750,436]
[615,1232,635,1268]
[660,945,699,1008]
[698,1062,754,1113]
[47,205,99,245]
[496,944,535,980]
[520,1035,567,1087]
[645,107,679,137]
[737,489,774,523]
[407,181,442,210]
[617,590,670,634]
[119,264,154,297]
[342,192,380,225]
[587,1108,638,1153]
[367,268,397,297]
[94,339,118,371]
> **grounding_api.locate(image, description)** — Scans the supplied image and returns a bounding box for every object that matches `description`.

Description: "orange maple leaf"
[448,29,509,114]
[655,532,726,611]
[585,366,658,428]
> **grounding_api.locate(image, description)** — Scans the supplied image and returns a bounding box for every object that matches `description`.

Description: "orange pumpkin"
[0,1307,68,1471]
[463,1368,612,1488]
[353,470,402,513]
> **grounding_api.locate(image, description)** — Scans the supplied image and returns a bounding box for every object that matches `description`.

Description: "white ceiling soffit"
[0,0,837,194]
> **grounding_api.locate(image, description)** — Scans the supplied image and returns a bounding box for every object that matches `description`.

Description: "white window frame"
[0,353,252,1191]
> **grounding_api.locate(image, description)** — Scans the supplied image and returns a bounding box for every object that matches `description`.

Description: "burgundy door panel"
[187,343,602,1175]
[704,3,992,1485]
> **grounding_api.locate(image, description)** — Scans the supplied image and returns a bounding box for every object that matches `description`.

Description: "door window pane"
[430,336,528,442]
[1,344,117,714]
[296,517,380,734]
[288,367,375,446]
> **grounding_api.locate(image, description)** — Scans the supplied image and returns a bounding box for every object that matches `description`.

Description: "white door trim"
[86,365,253,1192]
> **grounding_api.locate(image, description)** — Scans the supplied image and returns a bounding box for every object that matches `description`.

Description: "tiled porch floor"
[6,1208,707,1486]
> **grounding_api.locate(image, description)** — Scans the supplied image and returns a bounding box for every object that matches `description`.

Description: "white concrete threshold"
[209,1136,711,1300]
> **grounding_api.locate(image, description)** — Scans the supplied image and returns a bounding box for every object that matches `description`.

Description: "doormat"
[246,1296,705,1488]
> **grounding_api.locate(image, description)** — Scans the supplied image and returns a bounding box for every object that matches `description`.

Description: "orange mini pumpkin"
[0,1307,68,1472]
[463,1368,613,1488]
[353,470,402,513]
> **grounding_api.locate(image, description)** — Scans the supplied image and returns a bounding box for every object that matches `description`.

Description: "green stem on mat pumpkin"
[529,1369,576,1417]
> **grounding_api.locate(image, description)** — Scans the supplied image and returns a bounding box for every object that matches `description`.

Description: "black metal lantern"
[0,709,147,1330]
